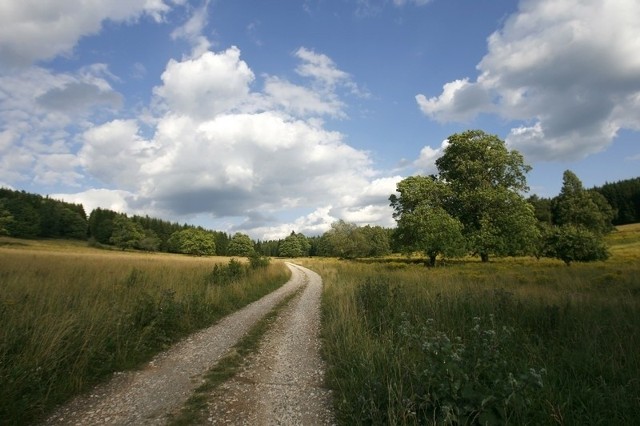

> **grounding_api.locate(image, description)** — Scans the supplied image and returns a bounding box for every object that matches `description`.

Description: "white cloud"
[79,119,154,188]
[264,76,345,118]
[416,0,640,162]
[295,47,350,88]
[0,65,123,185]
[413,139,449,175]
[294,47,368,98]
[153,47,255,119]
[416,78,492,123]
[0,0,171,67]
[252,206,338,240]
[52,188,137,214]
[170,0,211,57]
[65,45,396,238]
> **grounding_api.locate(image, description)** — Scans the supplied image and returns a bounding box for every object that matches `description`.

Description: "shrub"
[398,315,545,424]
[209,258,246,285]
[248,252,270,269]
[543,225,609,265]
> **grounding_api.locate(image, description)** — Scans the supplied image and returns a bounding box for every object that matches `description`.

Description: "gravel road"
[43,262,333,425]
[203,263,335,425]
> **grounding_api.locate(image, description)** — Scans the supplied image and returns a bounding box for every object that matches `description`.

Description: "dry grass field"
[0,238,289,424]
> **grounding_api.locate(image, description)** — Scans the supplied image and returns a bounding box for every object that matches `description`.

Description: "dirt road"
[44,263,333,425]
[203,263,334,425]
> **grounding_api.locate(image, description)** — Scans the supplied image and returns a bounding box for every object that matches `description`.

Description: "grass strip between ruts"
[167,286,305,426]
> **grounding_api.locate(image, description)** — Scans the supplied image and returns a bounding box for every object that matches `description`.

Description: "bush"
[398,315,545,424]
[543,225,609,265]
[248,252,271,269]
[209,258,246,285]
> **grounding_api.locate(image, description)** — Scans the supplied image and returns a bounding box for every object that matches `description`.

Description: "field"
[2,224,639,425]
[300,223,640,425]
[0,238,290,425]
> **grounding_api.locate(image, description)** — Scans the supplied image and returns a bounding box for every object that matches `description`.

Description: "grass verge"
[167,287,304,425]
[0,239,290,425]
[300,224,640,425]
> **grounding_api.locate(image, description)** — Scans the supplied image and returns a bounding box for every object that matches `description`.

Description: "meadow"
[301,223,640,425]
[0,238,289,425]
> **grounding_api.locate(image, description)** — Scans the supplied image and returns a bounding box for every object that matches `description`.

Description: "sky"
[1,0,639,240]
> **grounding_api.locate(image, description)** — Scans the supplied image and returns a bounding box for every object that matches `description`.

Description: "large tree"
[323,220,369,259]
[437,130,537,262]
[552,170,615,234]
[168,228,216,256]
[228,232,255,256]
[392,130,539,262]
[391,176,465,265]
[109,215,145,250]
[279,232,305,258]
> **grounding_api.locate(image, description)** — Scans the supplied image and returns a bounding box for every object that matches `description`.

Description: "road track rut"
[43,263,333,425]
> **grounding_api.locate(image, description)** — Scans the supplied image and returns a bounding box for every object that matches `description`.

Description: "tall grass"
[304,224,640,425]
[0,239,289,425]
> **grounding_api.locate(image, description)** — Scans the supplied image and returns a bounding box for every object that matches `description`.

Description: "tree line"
[1,131,638,264]
[389,130,615,266]
[0,190,256,257]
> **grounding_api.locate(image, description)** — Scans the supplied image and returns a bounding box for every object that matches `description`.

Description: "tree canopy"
[553,170,615,234]
[392,130,538,263]
[278,232,311,258]
[228,232,255,256]
[168,228,216,256]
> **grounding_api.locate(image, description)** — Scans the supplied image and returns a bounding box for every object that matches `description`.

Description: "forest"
[0,173,640,258]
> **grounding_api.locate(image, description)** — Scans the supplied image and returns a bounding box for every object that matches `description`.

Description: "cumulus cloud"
[52,188,137,214]
[413,139,449,175]
[37,82,122,113]
[0,0,171,67]
[416,0,640,162]
[79,119,155,188]
[0,65,123,185]
[416,78,493,122]
[264,76,345,118]
[153,47,255,119]
[66,46,392,238]
[0,0,397,239]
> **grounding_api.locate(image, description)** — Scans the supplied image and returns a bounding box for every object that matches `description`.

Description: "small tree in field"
[542,225,609,265]
[279,232,304,257]
[395,205,466,266]
[553,170,615,234]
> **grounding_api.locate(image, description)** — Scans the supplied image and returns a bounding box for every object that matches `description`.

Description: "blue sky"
[1,0,639,239]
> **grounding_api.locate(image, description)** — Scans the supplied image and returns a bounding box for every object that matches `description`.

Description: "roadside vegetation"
[0,239,288,425]
[302,223,640,424]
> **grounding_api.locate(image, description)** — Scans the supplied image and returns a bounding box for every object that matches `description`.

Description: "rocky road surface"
[43,263,334,425]
[203,263,334,425]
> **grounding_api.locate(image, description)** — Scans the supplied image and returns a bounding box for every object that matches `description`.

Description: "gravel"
[42,262,329,425]
[204,263,335,425]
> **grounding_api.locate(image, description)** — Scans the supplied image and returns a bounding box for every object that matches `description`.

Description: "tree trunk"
[428,254,437,267]
[480,252,489,262]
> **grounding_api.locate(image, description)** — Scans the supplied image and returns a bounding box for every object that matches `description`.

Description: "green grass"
[0,238,290,425]
[300,224,640,425]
